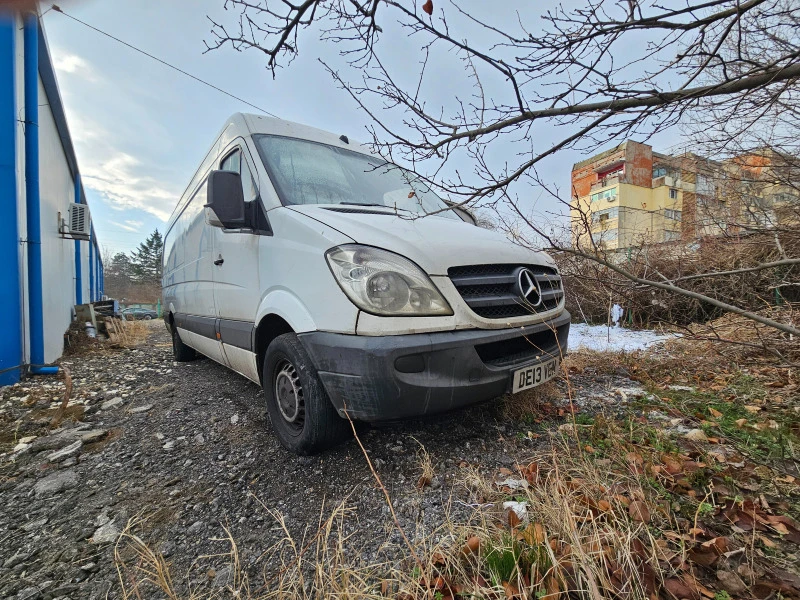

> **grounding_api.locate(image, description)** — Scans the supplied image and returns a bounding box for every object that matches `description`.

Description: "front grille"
[448,263,564,319]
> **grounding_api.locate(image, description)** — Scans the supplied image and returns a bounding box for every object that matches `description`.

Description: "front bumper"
[298,311,570,421]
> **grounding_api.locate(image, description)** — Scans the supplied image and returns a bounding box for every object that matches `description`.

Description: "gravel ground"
[0,322,648,599]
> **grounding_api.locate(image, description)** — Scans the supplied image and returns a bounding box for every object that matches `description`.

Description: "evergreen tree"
[129,229,163,284]
[108,252,134,279]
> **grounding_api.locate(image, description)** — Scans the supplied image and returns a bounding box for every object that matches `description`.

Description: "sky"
[41,0,685,257]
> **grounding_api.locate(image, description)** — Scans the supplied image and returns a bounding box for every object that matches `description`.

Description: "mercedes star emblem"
[516,268,542,306]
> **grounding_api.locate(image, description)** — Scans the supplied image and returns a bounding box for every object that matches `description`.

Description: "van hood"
[286,205,556,275]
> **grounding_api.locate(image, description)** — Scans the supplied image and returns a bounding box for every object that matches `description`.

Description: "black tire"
[143,315,152,321]
[263,333,350,454]
[172,325,197,362]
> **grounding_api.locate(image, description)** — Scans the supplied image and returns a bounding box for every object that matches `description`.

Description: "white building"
[0,9,103,385]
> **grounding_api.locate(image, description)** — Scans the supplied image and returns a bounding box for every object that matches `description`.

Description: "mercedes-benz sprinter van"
[163,114,569,454]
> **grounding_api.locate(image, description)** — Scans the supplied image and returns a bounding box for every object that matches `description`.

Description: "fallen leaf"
[664,577,701,600]
[688,546,719,567]
[716,570,747,594]
[417,475,431,489]
[709,407,723,418]
[758,534,777,548]
[545,574,560,599]
[519,522,546,545]
[461,536,480,555]
[663,456,684,474]
[629,501,650,523]
[626,452,644,467]
[502,581,520,598]
[422,0,433,15]
[685,429,708,442]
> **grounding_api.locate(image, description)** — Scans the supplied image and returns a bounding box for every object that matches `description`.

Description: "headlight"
[325,245,452,316]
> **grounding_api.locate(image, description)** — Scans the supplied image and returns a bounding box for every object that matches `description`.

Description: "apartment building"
[570,141,798,250]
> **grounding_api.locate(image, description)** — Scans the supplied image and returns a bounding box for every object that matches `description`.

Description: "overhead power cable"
[50,4,279,118]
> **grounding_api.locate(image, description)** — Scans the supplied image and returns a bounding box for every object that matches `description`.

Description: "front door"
[211,142,263,382]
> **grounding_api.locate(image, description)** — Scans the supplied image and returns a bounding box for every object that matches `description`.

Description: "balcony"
[591,175,620,192]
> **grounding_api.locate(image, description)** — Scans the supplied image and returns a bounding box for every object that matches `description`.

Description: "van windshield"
[254,135,460,219]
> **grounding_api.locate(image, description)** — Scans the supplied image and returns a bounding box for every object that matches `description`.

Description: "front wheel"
[263,333,350,455]
[172,325,197,362]
[143,315,152,321]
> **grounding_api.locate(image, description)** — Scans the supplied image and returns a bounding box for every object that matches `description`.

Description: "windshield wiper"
[338,202,411,212]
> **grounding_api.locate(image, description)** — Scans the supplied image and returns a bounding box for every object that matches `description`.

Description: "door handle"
[214,255,224,266]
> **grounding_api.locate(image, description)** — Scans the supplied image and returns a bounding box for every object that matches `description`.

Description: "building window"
[664,230,681,242]
[592,228,618,245]
[590,187,618,203]
[664,209,682,221]
[696,174,716,196]
[669,188,678,199]
[653,166,667,178]
[592,207,619,223]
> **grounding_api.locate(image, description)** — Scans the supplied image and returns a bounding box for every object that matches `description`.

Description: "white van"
[163,114,569,454]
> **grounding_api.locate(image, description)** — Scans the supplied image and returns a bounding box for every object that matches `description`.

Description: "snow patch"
[569,323,675,353]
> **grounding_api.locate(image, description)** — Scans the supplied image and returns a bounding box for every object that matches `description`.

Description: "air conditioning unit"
[607,195,617,202]
[67,203,90,237]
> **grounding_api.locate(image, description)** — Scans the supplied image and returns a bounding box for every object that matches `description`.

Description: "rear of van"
[163,113,568,454]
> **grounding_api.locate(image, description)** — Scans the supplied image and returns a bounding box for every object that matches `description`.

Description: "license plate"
[512,358,560,393]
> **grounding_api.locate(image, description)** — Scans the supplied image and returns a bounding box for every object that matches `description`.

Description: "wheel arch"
[254,314,295,385]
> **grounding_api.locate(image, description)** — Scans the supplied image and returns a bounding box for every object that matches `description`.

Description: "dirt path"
[0,323,640,599]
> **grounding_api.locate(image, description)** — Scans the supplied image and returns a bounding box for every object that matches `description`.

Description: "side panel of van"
[163,130,228,366]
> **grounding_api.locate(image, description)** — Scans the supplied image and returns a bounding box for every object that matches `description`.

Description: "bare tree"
[206,0,800,335]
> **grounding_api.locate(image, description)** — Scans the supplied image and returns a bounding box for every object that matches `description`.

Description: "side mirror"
[206,170,245,228]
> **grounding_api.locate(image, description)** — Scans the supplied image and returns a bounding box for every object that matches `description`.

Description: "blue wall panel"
[0,13,22,385]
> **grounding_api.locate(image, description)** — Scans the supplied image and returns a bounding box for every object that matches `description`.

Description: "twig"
[49,366,72,428]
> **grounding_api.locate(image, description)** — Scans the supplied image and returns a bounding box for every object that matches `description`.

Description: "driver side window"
[220,148,258,203]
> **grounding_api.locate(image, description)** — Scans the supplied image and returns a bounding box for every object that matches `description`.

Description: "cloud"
[82,151,178,221]
[54,110,178,221]
[115,220,144,232]
[50,53,180,222]
[53,52,96,81]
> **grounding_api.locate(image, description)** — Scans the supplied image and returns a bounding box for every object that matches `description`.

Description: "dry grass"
[63,317,153,356]
[113,425,681,600]
[111,320,799,599]
[115,319,152,348]
[112,407,800,598]
[412,437,435,490]
[501,381,560,421]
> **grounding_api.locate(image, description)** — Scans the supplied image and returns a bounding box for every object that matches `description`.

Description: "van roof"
[228,112,371,155]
